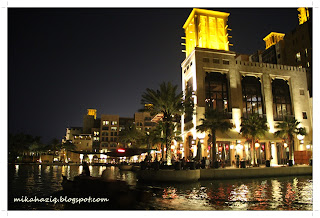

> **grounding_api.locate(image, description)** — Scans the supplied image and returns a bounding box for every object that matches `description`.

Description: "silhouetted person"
[82,161,90,176]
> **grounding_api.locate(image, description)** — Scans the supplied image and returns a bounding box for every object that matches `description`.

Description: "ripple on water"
[8,165,313,210]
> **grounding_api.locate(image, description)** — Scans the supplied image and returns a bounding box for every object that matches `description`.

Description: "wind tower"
[263,32,285,50]
[297,7,309,25]
[182,8,232,57]
[181,8,234,159]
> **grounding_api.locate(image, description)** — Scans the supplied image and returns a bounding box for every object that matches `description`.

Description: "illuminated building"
[134,112,156,134]
[181,8,312,166]
[62,127,82,143]
[263,32,285,50]
[182,8,231,57]
[250,7,312,97]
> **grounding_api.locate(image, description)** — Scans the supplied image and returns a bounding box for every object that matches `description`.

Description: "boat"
[60,173,152,209]
[118,164,133,171]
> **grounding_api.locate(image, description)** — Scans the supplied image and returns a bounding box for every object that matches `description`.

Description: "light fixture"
[297,134,305,140]
[284,143,288,148]
[255,143,260,148]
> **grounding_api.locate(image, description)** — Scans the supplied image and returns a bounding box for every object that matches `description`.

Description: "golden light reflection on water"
[8,165,313,210]
[270,179,282,209]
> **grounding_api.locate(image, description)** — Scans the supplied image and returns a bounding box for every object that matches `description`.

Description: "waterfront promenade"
[137,165,312,182]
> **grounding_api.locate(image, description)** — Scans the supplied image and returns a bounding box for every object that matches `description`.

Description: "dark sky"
[8,8,302,144]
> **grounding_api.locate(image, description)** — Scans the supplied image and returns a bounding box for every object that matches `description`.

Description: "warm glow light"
[183,8,230,57]
[284,143,288,148]
[230,145,234,149]
[255,143,260,148]
[263,32,285,49]
[306,145,310,149]
[297,134,305,140]
[298,8,309,25]
[117,148,125,153]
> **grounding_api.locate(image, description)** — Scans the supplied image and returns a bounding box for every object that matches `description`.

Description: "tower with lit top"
[182,8,231,57]
[297,7,309,25]
[263,32,285,50]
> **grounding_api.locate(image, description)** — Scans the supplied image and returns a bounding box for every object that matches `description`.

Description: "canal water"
[8,164,313,210]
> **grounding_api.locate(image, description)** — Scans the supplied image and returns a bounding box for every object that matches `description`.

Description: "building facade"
[180,9,312,166]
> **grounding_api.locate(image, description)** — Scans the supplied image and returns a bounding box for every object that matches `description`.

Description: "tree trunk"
[252,137,257,166]
[165,122,172,165]
[211,130,216,168]
[288,135,293,161]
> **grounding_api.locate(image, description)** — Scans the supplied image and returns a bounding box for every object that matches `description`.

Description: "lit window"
[205,72,229,113]
[102,121,109,125]
[111,121,118,125]
[272,79,292,121]
[111,127,117,131]
[305,48,308,57]
[307,62,310,68]
[242,76,264,116]
[296,52,301,62]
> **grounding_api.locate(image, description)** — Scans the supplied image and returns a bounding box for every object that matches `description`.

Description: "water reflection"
[8,165,313,210]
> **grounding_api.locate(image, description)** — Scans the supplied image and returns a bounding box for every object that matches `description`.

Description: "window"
[102,126,109,131]
[305,48,308,57]
[111,121,118,125]
[296,52,301,62]
[111,132,114,136]
[102,121,109,125]
[213,58,219,64]
[307,62,310,68]
[222,60,229,65]
[203,58,209,62]
[242,76,264,116]
[300,89,305,95]
[94,131,99,136]
[184,78,194,123]
[205,72,229,113]
[111,127,117,131]
[302,112,307,119]
[272,79,292,121]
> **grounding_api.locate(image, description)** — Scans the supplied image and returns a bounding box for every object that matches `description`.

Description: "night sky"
[8,8,303,144]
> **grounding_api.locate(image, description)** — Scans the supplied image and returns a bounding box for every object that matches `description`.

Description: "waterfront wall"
[200,166,312,180]
[137,166,312,182]
[137,169,200,182]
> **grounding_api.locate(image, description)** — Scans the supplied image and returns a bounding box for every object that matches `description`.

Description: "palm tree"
[141,82,184,165]
[197,109,233,167]
[240,113,268,166]
[119,124,144,148]
[274,116,306,165]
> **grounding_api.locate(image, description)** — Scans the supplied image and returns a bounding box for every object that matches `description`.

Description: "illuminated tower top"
[297,7,309,25]
[183,8,230,57]
[263,32,285,50]
[87,109,97,119]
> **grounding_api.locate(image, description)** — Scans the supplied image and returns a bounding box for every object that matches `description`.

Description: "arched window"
[242,76,264,116]
[272,79,292,121]
[205,72,229,112]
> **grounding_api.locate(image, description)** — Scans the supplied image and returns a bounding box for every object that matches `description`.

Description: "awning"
[215,130,243,141]
[215,131,283,142]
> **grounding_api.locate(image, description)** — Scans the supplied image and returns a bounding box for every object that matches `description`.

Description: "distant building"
[62,127,82,143]
[251,8,312,96]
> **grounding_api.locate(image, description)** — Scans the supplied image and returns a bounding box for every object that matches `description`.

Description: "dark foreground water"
[8,164,313,210]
